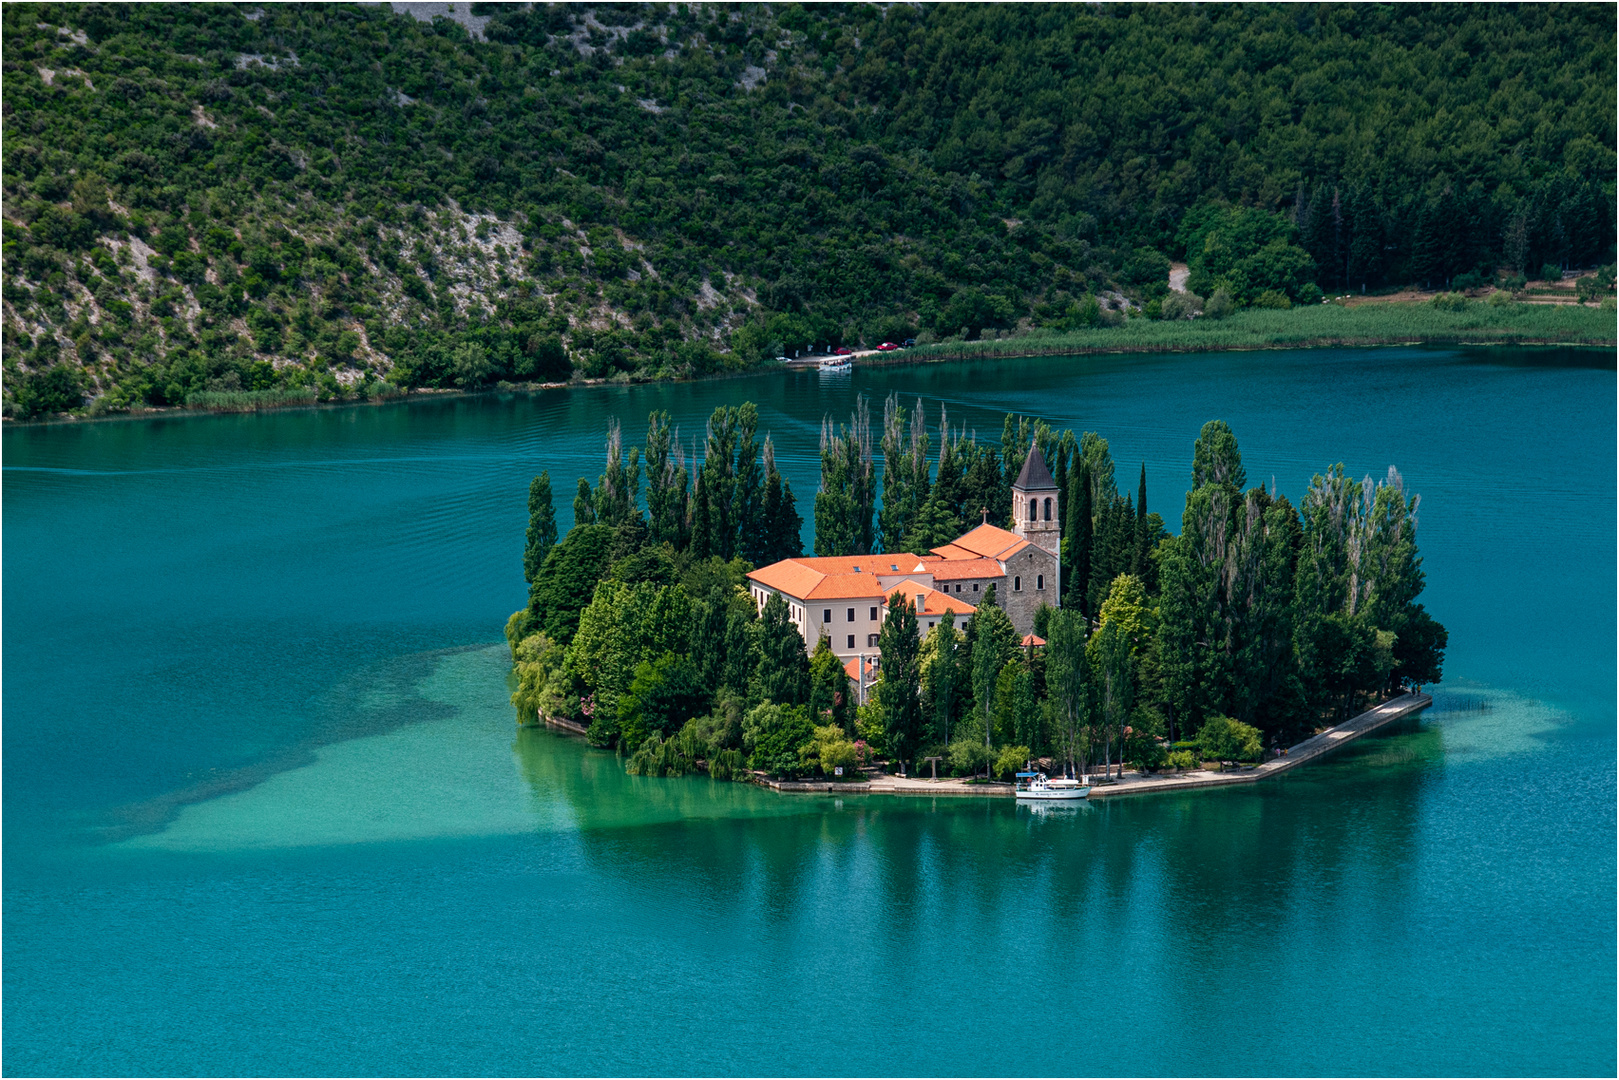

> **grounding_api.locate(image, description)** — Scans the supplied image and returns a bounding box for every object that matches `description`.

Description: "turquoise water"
[5,347,1614,1076]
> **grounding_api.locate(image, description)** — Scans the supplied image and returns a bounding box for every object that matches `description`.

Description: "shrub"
[1539,262,1563,283]
[1096,306,1126,328]
[1160,292,1202,320]
[1430,291,1469,312]
[1486,289,1514,307]
[1252,289,1291,309]
[1165,749,1197,773]
[743,701,815,777]
[948,738,993,777]
[1195,715,1263,769]
[1204,288,1235,319]
[994,744,1031,780]
[16,363,85,417]
[1296,282,1324,305]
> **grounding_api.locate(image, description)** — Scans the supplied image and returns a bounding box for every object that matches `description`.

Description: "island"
[507,396,1447,787]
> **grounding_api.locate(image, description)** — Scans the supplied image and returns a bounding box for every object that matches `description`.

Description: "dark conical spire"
[1013,440,1057,491]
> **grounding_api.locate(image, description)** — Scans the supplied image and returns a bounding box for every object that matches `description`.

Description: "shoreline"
[533,692,1434,801]
[8,318,1612,429]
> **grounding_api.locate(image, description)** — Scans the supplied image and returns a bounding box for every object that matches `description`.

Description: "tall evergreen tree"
[1045,609,1091,778]
[1133,462,1149,576]
[1065,461,1092,613]
[755,593,809,705]
[928,610,959,745]
[877,593,923,769]
[523,471,557,585]
[970,600,1018,759]
[734,403,766,564]
[689,471,713,559]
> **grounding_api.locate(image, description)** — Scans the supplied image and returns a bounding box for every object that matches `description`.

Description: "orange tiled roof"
[748,553,930,601]
[1020,633,1047,647]
[921,555,1005,580]
[885,579,978,617]
[937,523,1028,561]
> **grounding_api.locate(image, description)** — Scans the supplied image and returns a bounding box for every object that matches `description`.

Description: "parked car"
[774,355,791,363]
[877,341,899,351]
[834,346,854,356]
[902,338,917,346]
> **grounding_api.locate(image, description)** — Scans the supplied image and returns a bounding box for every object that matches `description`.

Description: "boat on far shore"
[1014,771,1090,800]
[818,356,852,373]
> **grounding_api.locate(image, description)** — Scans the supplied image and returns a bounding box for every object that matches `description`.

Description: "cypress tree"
[690,471,712,559]
[755,594,809,705]
[735,403,766,564]
[1066,462,1092,614]
[877,594,923,769]
[777,478,803,559]
[1133,463,1148,576]
[523,471,557,584]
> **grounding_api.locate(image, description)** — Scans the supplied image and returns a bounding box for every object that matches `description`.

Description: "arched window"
[1037,574,1044,590]
[1014,575,1022,591]
[1028,498,1037,521]
[1043,497,1052,521]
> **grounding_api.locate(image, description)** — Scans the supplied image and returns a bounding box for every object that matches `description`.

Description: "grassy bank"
[886,302,1616,365]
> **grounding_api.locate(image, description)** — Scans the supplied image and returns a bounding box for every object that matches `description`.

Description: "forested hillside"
[3,2,1613,417]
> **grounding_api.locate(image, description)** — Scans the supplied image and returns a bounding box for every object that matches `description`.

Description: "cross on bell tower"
[1011,440,1060,555]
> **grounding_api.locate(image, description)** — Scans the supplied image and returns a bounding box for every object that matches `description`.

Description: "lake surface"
[5,346,1614,1076]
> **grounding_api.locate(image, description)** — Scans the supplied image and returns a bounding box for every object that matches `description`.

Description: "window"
[869,606,878,620]
[973,583,980,592]
[847,635,855,649]
[824,608,832,623]
[1028,498,1037,520]
[1014,575,1022,591]
[1043,497,1052,521]
[847,607,855,622]
[867,633,878,647]
[928,621,936,630]
[1037,574,1044,590]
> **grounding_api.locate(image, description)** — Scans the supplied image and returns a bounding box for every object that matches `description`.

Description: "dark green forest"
[509,399,1446,782]
[3,2,1613,416]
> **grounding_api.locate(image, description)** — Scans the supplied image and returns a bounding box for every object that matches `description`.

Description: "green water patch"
[121,646,544,851]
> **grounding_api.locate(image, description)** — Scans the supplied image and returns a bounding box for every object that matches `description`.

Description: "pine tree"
[523,471,557,584]
[1192,420,1247,490]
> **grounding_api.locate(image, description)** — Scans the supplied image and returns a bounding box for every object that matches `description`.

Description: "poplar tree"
[1192,420,1247,491]
[523,471,557,584]
[813,397,874,555]
[928,610,959,744]
[1045,609,1091,778]
[573,477,596,525]
[644,411,689,549]
[759,436,803,563]
[593,418,642,527]
[877,593,923,769]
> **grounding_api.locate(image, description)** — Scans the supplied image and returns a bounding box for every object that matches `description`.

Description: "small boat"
[819,357,852,373]
[1014,771,1090,800]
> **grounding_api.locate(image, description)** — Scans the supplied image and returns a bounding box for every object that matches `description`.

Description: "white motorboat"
[819,357,852,373]
[1014,771,1090,800]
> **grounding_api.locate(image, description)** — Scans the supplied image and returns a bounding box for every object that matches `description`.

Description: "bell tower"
[1012,441,1060,555]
